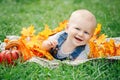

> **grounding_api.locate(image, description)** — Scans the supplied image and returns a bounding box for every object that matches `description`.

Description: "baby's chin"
[74,42,87,47]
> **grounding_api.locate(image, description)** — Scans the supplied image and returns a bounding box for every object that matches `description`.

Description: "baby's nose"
[78,31,84,37]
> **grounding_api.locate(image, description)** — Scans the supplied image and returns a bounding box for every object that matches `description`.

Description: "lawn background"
[0,0,120,80]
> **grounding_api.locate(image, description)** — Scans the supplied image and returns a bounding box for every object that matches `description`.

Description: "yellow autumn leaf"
[21,25,35,37]
[90,23,102,42]
[93,23,101,36]
[116,44,120,56]
[109,39,116,56]
[95,34,107,45]
[38,25,52,39]
[52,20,68,34]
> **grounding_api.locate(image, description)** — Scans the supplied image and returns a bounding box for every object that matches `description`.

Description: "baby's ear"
[90,33,94,38]
[65,23,69,33]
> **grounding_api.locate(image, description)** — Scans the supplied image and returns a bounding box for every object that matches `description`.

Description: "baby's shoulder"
[48,31,66,40]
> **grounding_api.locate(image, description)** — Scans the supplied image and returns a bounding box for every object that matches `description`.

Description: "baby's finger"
[52,40,58,45]
[50,40,58,47]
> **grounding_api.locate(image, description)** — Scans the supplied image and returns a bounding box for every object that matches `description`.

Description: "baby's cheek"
[84,38,90,43]
[86,35,92,40]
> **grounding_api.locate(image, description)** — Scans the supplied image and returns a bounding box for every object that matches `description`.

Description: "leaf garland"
[88,24,120,58]
[18,20,67,61]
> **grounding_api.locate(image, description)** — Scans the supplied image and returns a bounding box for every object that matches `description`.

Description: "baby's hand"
[45,39,58,48]
[42,39,58,51]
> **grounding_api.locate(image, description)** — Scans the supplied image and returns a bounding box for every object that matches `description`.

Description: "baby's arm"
[42,39,58,51]
[42,31,65,51]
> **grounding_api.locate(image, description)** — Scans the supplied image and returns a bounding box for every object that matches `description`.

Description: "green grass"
[0,59,120,80]
[0,0,120,80]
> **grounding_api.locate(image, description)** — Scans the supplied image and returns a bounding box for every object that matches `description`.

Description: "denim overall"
[50,32,85,61]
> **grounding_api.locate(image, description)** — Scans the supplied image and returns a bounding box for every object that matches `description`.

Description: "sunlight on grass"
[0,0,120,80]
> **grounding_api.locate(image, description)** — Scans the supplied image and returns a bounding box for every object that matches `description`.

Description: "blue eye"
[84,31,89,35]
[75,28,80,30]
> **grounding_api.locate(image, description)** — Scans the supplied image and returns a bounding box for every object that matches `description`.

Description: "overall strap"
[57,32,68,48]
[70,45,85,60]
[50,32,67,59]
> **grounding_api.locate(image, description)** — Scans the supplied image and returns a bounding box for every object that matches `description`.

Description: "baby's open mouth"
[74,37,83,41]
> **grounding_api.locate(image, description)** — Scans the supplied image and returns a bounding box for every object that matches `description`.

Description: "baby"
[42,9,97,62]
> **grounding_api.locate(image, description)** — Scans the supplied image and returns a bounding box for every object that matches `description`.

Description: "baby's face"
[65,12,96,47]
